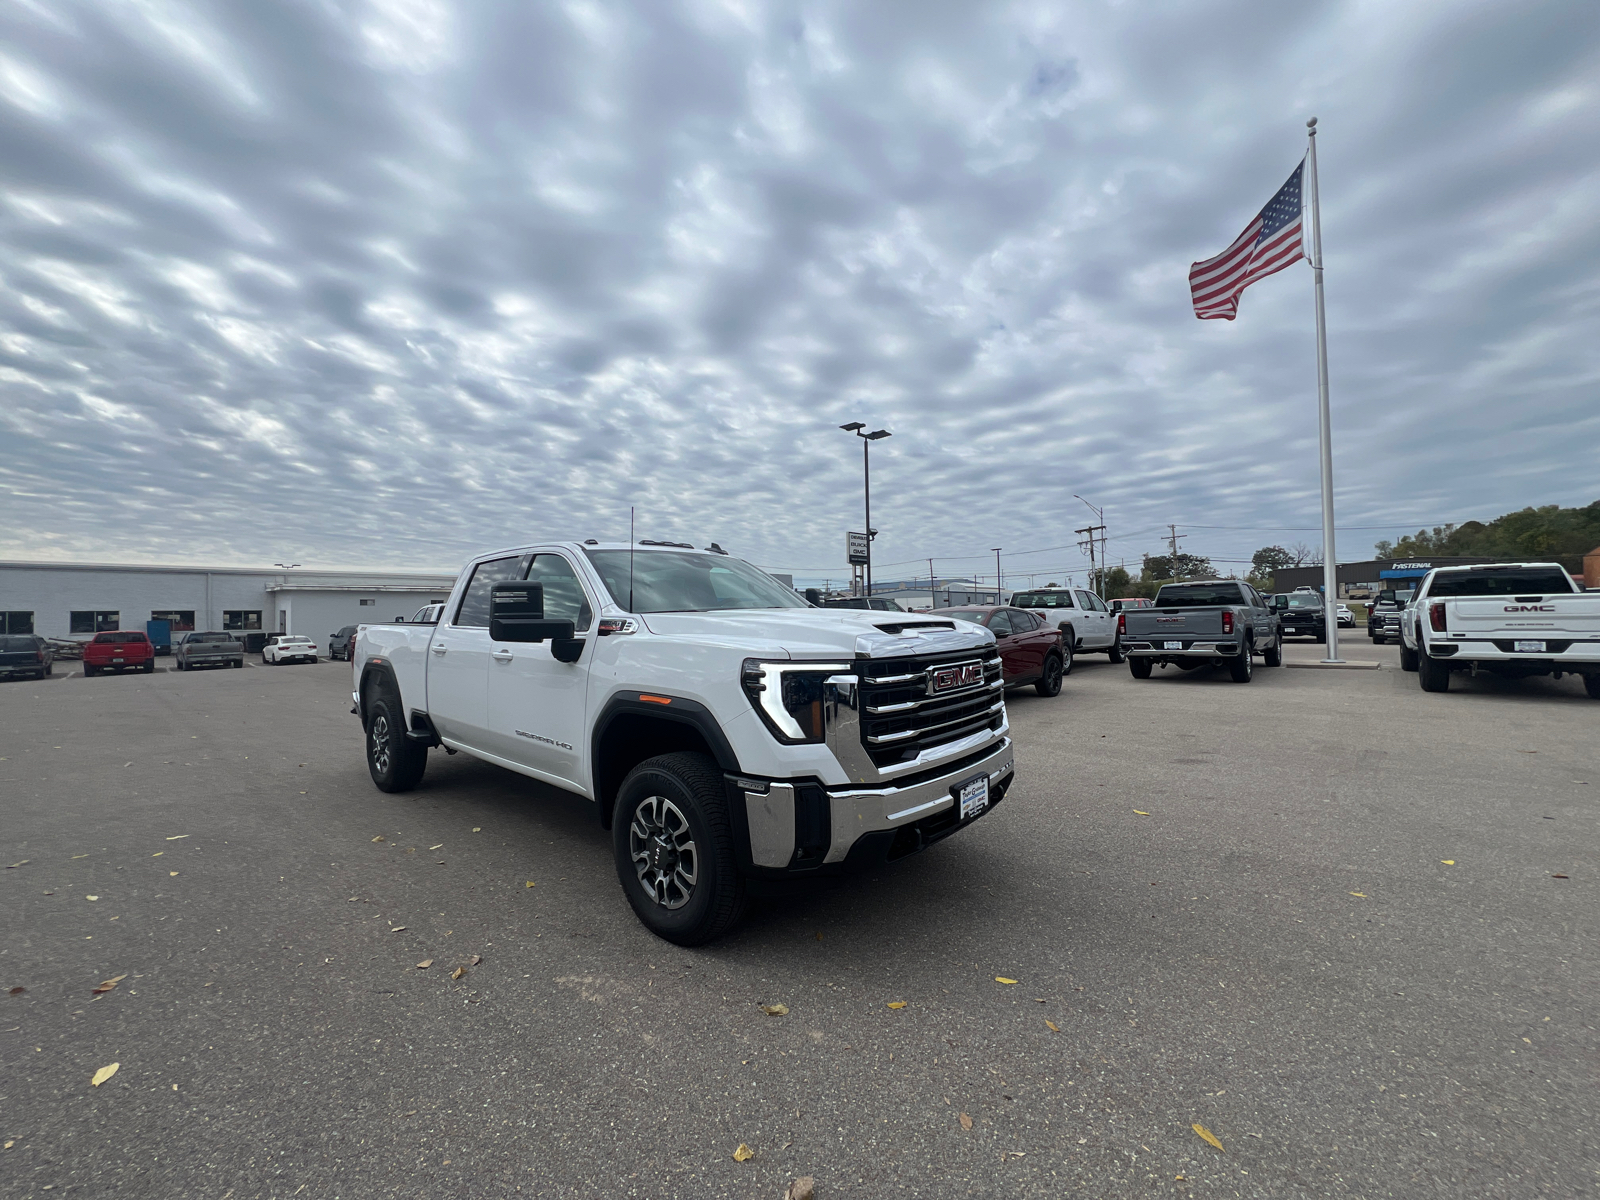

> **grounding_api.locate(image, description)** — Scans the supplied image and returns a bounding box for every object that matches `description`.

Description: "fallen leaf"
[959,1113,973,1130]
[5,860,28,868]
[92,974,128,995]
[1192,1123,1224,1152]
[91,1063,120,1087]
[1349,892,1367,898]
[429,844,443,850]
[165,835,189,840]
[151,852,163,857]
[169,871,179,877]
[784,1177,816,1200]
[1034,997,1046,1003]
[72,854,88,859]
[390,926,406,933]
[470,955,482,966]
[995,977,1018,985]
[451,966,465,981]
[1133,809,1149,816]
[760,1003,790,1016]
[1552,873,1569,879]
[1441,860,1455,866]
[416,960,433,970]
[472,827,481,833]
[8,986,24,995]
[886,1001,907,1010]
[732,1143,754,1162]
[1045,1019,1060,1032]
[85,895,99,902]
[371,836,385,843]
[524,881,535,888]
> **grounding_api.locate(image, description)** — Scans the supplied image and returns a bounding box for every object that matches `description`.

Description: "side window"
[523,554,592,632]
[988,611,1013,638]
[1011,609,1038,632]
[1087,594,1108,613]
[454,556,522,628]
[1074,591,1095,612]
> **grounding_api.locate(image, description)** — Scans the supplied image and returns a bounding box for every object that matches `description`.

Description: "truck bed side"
[353,623,435,715]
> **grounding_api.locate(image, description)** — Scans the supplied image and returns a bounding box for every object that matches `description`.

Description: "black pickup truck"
[1272,592,1327,641]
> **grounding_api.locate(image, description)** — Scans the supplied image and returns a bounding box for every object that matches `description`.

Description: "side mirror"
[489,582,575,643]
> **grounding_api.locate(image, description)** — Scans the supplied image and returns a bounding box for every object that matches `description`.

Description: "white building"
[0,560,457,653]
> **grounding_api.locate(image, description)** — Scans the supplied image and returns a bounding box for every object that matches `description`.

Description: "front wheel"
[1229,641,1255,683]
[613,752,745,947]
[365,689,427,792]
[1107,636,1124,664]
[1129,657,1153,679]
[1035,653,1063,697]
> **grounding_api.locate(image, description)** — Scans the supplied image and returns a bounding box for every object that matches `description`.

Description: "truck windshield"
[1011,592,1073,608]
[1152,584,1245,608]
[1428,570,1574,598]
[584,550,808,613]
[188,633,231,642]
[1284,595,1322,610]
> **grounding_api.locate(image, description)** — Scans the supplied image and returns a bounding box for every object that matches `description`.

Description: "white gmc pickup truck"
[1398,562,1600,696]
[352,541,1015,944]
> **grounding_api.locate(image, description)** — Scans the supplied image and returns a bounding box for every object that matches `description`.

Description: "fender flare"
[590,693,744,827]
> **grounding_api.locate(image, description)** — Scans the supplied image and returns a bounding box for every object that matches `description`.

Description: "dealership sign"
[846,532,870,565]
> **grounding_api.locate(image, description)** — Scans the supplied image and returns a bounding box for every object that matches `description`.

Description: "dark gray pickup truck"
[1119,580,1281,682]
[175,631,245,670]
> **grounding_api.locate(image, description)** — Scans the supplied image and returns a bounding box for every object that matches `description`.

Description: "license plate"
[1163,641,1183,650]
[112,658,124,664]
[1514,640,1546,653]
[955,773,990,821]
[1285,627,1300,634]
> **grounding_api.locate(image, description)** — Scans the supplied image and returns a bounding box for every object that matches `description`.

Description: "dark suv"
[1271,592,1327,641]
[0,634,52,681]
[329,625,359,661]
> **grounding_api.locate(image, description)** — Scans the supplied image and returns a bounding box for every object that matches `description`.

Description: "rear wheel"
[1583,673,1600,700]
[1129,658,1153,679]
[613,752,745,946]
[1399,640,1418,672]
[1417,645,1450,693]
[1229,640,1255,683]
[1035,653,1063,697]
[365,687,427,792]
[143,660,154,673]
[84,664,97,677]
[1107,636,1124,664]
[1263,638,1282,667]
[1059,628,1075,675]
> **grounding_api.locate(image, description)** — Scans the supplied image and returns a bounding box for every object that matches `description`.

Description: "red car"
[930,605,1066,696]
[83,631,155,676]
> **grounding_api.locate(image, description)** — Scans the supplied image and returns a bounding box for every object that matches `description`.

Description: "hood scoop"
[873,620,956,635]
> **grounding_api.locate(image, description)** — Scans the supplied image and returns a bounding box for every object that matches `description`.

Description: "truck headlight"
[741,659,851,745]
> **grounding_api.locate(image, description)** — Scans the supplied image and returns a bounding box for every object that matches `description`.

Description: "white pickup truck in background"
[353,541,1015,945]
[1399,562,1600,696]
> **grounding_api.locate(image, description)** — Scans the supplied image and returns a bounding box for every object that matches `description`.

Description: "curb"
[1284,659,1383,670]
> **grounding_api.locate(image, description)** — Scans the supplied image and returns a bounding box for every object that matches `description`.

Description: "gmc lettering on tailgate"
[1504,605,1555,612]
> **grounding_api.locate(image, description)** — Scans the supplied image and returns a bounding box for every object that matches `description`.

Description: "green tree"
[1248,545,1294,589]
[1372,501,1600,573]
[1098,565,1133,597]
[1140,552,1216,584]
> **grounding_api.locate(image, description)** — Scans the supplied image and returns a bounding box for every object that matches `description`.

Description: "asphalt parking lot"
[3,645,1596,1198]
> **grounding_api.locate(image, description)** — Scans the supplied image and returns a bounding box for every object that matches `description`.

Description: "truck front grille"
[856,649,1004,767]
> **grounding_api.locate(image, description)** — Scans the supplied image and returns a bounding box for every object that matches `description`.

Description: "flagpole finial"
[1306,116,1318,130]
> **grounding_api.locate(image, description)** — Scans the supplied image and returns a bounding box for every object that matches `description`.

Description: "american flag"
[1189,161,1305,320]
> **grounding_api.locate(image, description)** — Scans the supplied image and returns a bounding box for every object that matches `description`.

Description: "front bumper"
[1123,641,1239,657]
[735,737,1015,875]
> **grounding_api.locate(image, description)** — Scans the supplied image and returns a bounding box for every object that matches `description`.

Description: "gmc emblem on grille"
[928,661,984,695]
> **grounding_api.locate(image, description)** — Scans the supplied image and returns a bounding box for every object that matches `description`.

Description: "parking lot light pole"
[840,423,891,596]
[992,548,1002,604]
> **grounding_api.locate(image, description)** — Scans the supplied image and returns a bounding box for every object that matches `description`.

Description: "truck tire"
[1263,638,1282,667]
[1059,628,1075,675]
[613,752,746,947]
[1035,653,1063,697]
[1399,640,1419,672]
[1229,641,1254,682]
[1417,645,1450,693]
[233,658,243,668]
[1107,636,1124,664]
[143,660,155,673]
[364,685,427,792]
[1583,673,1600,700]
[84,664,97,677]
[1129,658,1152,679]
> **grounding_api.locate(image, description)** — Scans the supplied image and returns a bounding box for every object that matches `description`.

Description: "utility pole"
[1074,495,1108,599]
[1167,525,1187,581]
[927,558,935,608]
[991,548,1003,605]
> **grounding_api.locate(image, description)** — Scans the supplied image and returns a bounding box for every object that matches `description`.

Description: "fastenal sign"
[846,531,870,565]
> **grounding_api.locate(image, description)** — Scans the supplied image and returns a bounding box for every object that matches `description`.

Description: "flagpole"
[1306,116,1342,663]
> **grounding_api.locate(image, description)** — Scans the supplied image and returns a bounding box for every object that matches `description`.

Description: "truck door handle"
[430,644,447,655]
[491,651,514,662]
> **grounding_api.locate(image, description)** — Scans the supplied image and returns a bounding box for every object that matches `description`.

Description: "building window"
[151,609,196,632]
[223,610,263,631]
[359,598,375,606]
[1,612,33,634]
[70,611,120,634]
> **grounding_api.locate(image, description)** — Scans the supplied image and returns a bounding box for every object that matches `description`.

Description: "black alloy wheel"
[1229,640,1255,683]
[1129,657,1153,679]
[364,686,427,792]
[612,752,745,946]
[1035,653,1063,697]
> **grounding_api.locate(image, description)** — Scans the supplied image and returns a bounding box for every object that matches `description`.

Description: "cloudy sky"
[1,0,1596,587]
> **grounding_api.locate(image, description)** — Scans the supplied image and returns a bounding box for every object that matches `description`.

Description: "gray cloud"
[0,0,1596,585]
